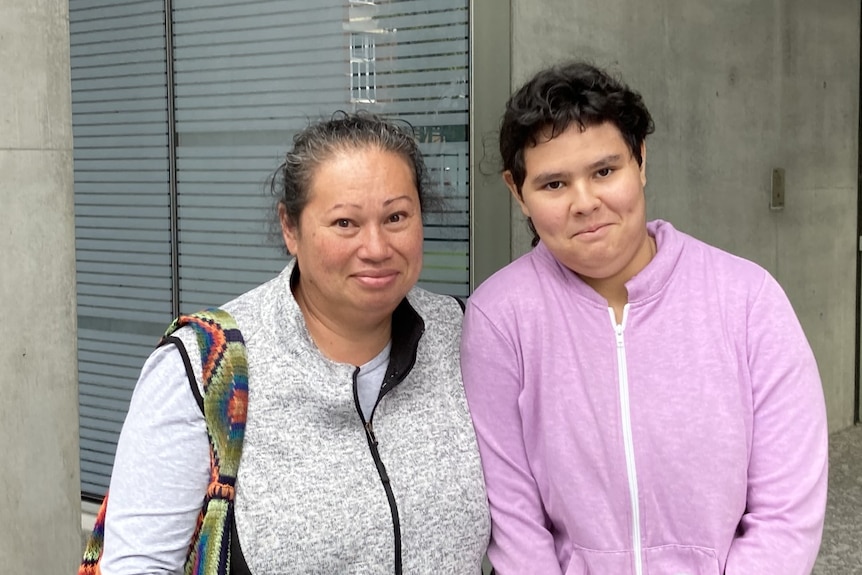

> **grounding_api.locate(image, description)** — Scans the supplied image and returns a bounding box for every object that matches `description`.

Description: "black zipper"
[353,368,402,575]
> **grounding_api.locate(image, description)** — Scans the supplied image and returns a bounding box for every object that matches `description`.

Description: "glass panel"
[70,0,172,497]
[172,0,470,310]
[72,0,471,496]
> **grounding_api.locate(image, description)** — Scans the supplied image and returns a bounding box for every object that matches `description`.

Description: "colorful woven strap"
[79,499,106,575]
[78,309,248,575]
[172,309,248,575]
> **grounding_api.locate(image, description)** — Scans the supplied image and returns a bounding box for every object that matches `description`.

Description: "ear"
[503,171,531,218]
[279,204,300,255]
[639,142,647,187]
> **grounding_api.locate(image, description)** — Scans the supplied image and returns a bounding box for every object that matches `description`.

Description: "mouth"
[574,223,611,237]
[352,270,399,288]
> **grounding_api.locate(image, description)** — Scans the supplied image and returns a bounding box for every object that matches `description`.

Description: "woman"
[460,61,827,574]
[97,112,490,574]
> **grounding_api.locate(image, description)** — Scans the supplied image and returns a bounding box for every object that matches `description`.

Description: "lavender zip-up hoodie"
[461,220,827,575]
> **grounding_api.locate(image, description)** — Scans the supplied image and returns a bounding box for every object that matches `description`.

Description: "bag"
[79,309,249,575]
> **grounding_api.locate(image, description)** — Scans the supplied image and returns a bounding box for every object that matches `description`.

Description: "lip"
[352,270,399,288]
[574,223,612,238]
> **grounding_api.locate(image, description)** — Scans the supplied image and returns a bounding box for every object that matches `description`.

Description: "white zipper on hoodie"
[610,305,643,575]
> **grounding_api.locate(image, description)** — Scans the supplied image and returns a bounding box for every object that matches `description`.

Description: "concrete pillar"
[0,0,82,572]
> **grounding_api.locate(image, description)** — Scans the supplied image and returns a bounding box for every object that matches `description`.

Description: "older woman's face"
[281,147,423,325]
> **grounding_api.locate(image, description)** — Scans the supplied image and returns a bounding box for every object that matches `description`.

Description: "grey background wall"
[508,0,861,432]
[0,0,82,571]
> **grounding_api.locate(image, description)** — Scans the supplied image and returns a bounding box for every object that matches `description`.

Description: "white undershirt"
[356,341,391,421]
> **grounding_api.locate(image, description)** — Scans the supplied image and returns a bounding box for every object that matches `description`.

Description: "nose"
[570,181,601,216]
[359,225,392,261]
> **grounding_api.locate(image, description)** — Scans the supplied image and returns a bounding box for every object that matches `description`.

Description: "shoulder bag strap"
[163,309,248,575]
[78,308,249,575]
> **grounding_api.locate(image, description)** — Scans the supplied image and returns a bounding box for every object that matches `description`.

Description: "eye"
[544,181,564,191]
[387,212,405,223]
[596,167,613,178]
[334,218,351,228]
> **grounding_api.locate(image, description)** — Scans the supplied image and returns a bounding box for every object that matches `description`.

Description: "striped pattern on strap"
[78,308,248,575]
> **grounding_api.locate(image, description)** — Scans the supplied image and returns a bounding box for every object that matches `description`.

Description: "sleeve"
[460,301,563,575]
[725,273,828,574]
[99,342,210,575]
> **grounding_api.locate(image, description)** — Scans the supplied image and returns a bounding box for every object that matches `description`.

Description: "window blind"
[354,0,470,295]
[70,0,172,496]
[72,0,470,496]
[172,0,470,309]
[172,1,349,311]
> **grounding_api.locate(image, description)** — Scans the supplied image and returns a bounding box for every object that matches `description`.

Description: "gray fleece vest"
[175,261,490,574]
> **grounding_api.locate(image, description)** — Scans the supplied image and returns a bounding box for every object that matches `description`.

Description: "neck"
[293,282,392,365]
[582,234,656,325]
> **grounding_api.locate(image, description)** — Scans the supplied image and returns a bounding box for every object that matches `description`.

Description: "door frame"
[856,12,861,424]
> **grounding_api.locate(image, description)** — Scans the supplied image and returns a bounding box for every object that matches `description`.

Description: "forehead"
[523,122,630,167]
[305,147,418,203]
[312,145,413,179]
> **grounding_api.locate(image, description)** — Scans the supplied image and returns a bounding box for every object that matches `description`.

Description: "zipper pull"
[365,421,378,446]
[608,307,626,348]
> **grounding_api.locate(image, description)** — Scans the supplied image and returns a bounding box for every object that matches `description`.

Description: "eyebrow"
[327,203,362,213]
[327,195,413,213]
[586,154,623,171]
[383,194,413,206]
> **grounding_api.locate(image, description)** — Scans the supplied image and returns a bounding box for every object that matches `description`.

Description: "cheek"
[321,239,354,264]
[627,189,646,215]
[301,233,346,265]
[404,226,425,259]
[606,182,644,215]
[529,199,568,229]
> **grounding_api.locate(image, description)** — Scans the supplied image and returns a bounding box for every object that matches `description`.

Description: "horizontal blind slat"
[71,0,173,495]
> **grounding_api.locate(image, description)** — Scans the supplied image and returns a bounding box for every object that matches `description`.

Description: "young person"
[461,61,827,575]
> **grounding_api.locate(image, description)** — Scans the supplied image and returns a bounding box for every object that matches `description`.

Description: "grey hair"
[272,111,439,229]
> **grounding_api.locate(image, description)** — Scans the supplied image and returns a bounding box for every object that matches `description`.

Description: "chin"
[360,293,405,311]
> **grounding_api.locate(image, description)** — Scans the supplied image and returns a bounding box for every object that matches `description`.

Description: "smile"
[353,271,399,288]
[574,223,612,238]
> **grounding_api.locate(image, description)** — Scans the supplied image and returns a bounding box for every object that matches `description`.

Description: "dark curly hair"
[500,61,655,245]
[273,111,438,232]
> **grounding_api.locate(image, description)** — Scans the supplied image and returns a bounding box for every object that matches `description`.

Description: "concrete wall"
[0,0,82,571]
[509,0,860,432]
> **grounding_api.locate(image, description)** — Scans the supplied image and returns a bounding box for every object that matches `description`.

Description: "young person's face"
[505,122,652,288]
